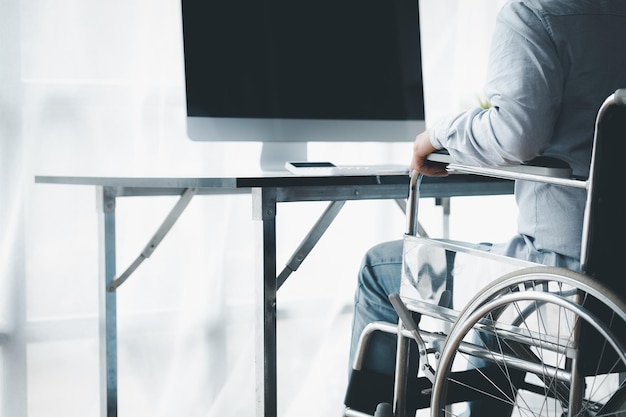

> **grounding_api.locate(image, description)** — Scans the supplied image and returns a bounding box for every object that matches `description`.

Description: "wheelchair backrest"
[581,89,626,295]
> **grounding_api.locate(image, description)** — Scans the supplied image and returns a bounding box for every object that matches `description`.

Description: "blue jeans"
[348,238,580,415]
[348,239,505,416]
[349,240,405,376]
[348,236,581,374]
[349,239,487,375]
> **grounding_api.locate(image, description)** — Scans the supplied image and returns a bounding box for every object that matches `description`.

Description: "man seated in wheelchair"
[346,1,626,416]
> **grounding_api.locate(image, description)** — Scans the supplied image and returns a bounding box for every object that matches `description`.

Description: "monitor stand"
[260,142,308,172]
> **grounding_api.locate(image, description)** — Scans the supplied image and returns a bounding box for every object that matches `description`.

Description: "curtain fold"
[1,0,27,415]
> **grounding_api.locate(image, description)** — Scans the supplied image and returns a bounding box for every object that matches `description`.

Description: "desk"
[35,172,513,417]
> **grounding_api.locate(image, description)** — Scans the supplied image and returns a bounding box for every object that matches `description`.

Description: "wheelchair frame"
[344,89,626,417]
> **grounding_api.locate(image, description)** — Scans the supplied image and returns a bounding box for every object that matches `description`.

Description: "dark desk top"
[35,173,513,201]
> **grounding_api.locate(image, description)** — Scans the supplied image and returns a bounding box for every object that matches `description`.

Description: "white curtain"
[2,1,509,416]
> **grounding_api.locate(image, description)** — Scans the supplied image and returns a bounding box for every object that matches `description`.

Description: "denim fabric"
[349,240,404,376]
[348,238,580,414]
[348,237,581,369]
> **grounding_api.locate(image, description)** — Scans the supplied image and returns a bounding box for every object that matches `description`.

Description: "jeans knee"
[356,240,404,303]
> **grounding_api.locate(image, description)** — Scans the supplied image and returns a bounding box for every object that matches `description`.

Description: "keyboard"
[285,161,409,176]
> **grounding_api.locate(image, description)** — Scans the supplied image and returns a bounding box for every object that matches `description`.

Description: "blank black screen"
[182,0,424,121]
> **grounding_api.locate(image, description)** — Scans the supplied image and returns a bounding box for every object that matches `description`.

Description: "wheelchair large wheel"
[430,266,626,417]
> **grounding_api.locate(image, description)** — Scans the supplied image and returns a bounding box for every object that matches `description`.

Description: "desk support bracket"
[277,200,346,289]
[108,187,197,291]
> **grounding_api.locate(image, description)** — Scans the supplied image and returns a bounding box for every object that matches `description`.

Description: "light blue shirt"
[429,0,626,267]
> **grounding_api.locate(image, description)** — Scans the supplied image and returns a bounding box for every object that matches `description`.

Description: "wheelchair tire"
[430,266,626,417]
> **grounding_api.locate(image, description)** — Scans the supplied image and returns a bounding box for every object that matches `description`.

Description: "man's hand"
[410,130,449,177]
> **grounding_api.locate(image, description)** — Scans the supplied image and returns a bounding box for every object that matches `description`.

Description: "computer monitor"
[181,0,426,171]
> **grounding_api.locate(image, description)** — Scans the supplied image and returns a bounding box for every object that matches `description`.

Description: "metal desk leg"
[97,186,118,417]
[252,187,278,417]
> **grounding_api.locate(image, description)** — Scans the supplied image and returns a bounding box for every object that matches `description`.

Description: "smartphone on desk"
[285,161,337,175]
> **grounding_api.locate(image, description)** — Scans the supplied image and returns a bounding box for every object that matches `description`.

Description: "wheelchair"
[344,89,626,417]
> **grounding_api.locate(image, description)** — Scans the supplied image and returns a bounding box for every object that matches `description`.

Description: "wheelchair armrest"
[426,150,585,187]
[513,155,572,177]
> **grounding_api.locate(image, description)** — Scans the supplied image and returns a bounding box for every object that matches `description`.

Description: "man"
[348,0,626,415]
